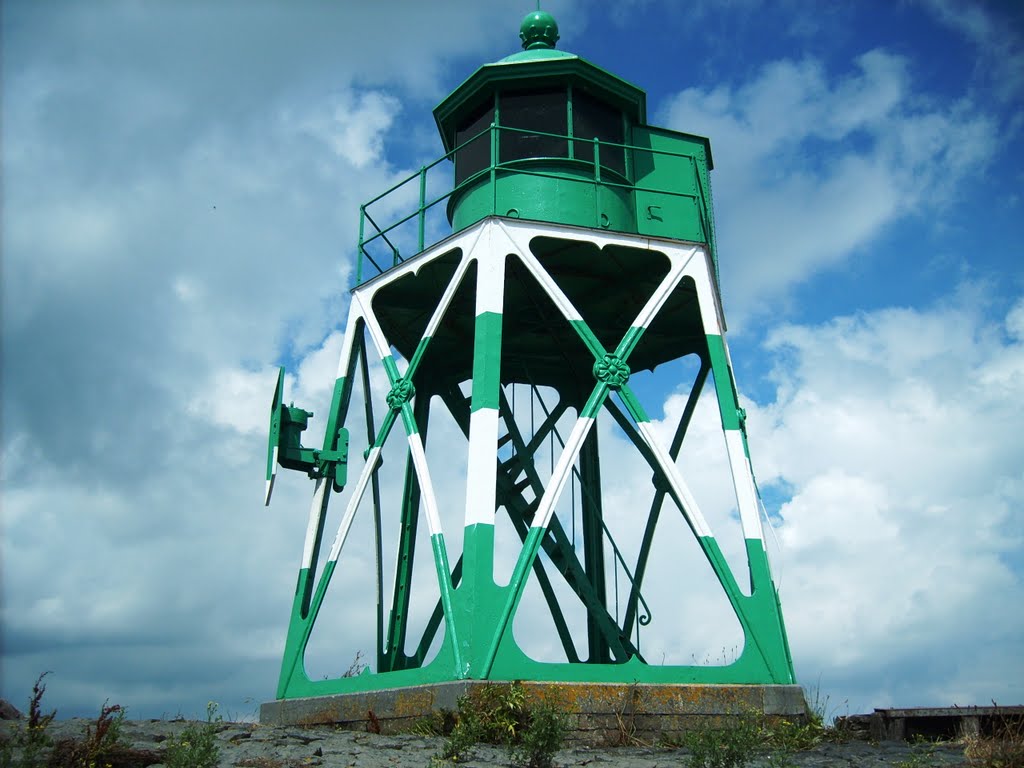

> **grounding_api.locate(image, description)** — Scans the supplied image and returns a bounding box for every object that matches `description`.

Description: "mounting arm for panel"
[265,366,349,506]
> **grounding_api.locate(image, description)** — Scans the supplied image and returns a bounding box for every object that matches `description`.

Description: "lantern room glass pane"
[455,100,495,185]
[572,89,625,175]
[499,88,569,162]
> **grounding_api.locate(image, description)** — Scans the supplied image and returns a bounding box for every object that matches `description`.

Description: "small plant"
[435,683,566,767]
[85,701,126,766]
[963,708,1024,768]
[509,700,568,768]
[49,700,127,768]
[1,672,56,768]
[894,736,940,768]
[682,714,762,768]
[412,709,457,737]
[1,677,161,768]
[440,682,527,761]
[163,702,221,768]
[341,651,368,678]
[764,751,797,768]
[763,715,822,753]
[609,683,645,747]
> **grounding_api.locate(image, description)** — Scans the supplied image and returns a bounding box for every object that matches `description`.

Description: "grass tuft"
[963,709,1024,768]
[681,714,763,768]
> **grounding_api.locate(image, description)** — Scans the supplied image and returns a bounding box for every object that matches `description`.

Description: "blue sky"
[2,0,1022,722]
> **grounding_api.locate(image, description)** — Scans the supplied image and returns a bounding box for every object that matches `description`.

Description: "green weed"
[681,714,762,768]
[435,683,566,768]
[894,736,942,768]
[510,700,568,768]
[412,709,457,737]
[162,702,221,768]
[677,692,837,768]
[763,714,823,753]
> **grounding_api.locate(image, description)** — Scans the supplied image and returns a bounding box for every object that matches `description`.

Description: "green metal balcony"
[356,122,720,286]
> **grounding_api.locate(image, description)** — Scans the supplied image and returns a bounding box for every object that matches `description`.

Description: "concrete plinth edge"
[261,682,807,745]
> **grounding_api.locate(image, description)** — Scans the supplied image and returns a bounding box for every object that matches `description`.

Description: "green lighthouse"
[262,10,802,738]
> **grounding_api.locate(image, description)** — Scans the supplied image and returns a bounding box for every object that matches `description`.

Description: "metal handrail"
[356,123,718,285]
[524,378,654,636]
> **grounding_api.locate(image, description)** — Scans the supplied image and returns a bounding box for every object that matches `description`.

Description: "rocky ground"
[1,717,972,767]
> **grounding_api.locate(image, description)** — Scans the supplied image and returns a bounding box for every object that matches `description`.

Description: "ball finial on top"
[519,10,559,50]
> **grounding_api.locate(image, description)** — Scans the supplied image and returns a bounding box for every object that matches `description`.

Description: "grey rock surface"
[1,718,970,766]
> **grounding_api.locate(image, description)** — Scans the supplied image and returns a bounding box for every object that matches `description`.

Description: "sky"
[2,0,1022,722]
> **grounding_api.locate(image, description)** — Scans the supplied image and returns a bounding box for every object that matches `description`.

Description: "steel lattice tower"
[262,10,799,731]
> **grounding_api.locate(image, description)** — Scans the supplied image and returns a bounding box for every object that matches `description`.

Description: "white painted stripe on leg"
[408,435,443,536]
[531,416,595,531]
[472,248,507,316]
[422,251,474,339]
[723,335,738,374]
[334,301,364,378]
[326,446,381,562]
[353,293,394,364]
[635,421,712,539]
[509,248,585,323]
[684,254,724,335]
[465,408,499,526]
[301,476,329,569]
[724,430,764,542]
[265,445,280,506]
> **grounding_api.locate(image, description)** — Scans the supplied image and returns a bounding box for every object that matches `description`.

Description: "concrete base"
[261,682,808,745]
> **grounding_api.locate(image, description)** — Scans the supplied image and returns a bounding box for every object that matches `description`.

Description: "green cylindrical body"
[448,158,634,233]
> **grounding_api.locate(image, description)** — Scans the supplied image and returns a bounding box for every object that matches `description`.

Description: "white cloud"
[189,365,280,437]
[660,50,998,322]
[285,91,400,170]
[745,295,1024,707]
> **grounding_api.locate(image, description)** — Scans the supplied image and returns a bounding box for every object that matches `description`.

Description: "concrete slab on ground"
[261,682,808,745]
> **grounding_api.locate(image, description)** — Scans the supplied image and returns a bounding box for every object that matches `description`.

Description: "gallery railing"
[356,123,719,286]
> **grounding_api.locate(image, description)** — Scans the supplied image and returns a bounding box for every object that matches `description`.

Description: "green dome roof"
[499,47,576,64]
